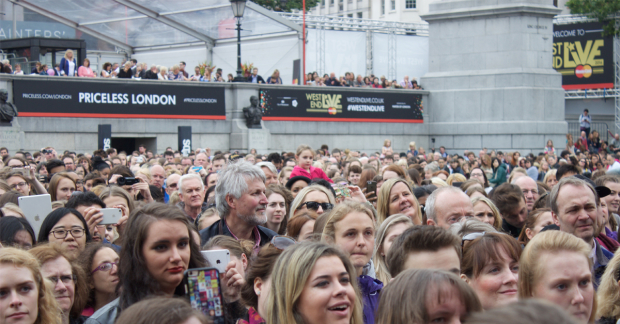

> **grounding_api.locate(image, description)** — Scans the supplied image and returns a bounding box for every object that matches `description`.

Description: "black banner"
[259,88,423,123]
[553,22,614,90]
[178,126,192,156]
[13,79,226,119]
[98,124,111,150]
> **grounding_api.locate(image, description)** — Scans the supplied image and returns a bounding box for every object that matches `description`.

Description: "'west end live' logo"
[305,93,342,115]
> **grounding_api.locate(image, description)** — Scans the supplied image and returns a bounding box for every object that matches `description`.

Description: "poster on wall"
[553,22,614,90]
[13,79,226,119]
[259,88,423,123]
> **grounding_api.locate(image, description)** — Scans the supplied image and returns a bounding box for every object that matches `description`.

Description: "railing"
[568,122,610,143]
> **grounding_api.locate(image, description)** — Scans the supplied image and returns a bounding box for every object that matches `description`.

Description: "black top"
[199,219,277,247]
[502,220,522,238]
[117,69,132,79]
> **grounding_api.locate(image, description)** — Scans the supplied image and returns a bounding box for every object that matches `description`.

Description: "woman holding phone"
[85,203,207,324]
[84,203,251,324]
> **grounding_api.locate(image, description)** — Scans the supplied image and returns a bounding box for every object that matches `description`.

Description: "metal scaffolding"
[280,13,429,35]
[316,23,326,76]
[388,30,396,80]
[616,20,620,133]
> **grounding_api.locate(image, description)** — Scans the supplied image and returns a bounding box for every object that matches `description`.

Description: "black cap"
[540,224,560,233]
[285,176,311,190]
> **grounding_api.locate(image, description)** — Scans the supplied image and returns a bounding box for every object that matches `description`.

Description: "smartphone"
[183,267,224,323]
[201,250,230,274]
[100,208,122,225]
[366,181,377,199]
[13,168,28,177]
[333,185,351,200]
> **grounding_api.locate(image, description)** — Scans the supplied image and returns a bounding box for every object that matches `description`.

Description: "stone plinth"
[420,0,567,152]
[0,118,24,152]
[248,126,271,154]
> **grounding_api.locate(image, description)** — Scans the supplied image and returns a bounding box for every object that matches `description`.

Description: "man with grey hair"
[256,161,278,186]
[426,186,474,229]
[177,173,207,225]
[550,176,612,287]
[199,160,276,248]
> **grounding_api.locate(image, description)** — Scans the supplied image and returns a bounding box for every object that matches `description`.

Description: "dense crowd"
[3,49,423,90]
[1,137,620,324]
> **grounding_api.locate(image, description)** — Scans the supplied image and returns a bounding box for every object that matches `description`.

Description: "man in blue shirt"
[580,108,592,138]
[248,67,265,84]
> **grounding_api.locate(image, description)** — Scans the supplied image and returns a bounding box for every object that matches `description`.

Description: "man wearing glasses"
[512,176,539,212]
[199,160,276,251]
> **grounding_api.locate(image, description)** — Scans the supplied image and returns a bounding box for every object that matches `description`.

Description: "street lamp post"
[230,0,247,82]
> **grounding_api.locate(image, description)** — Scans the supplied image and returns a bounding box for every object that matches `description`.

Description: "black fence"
[568,122,610,143]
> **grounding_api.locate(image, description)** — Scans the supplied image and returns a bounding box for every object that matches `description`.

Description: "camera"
[117,177,139,186]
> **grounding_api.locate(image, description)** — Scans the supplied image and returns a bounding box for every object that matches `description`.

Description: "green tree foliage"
[252,0,319,12]
[566,0,620,36]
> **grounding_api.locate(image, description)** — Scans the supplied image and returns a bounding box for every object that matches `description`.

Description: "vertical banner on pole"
[293,59,301,85]
[178,126,192,156]
[98,124,111,150]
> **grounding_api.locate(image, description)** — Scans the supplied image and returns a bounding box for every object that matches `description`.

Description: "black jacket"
[199,219,277,246]
[144,70,159,80]
[247,74,265,84]
[502,220,522,238]
[117,69,132,79]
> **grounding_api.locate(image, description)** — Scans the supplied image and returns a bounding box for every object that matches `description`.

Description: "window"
[321,0,325,6]
[357,12,363,18]
[405,0,416,8]
[381,0,385,14]
[347,13,353,17]
[391,0,395,10]
[331,0,334,6]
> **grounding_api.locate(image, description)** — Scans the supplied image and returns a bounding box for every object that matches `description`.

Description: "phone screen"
[185,268,224,322]
[366,181,377,198]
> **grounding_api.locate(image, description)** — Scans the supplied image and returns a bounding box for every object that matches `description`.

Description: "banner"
[178,126,192,156]
[13,79,226,119]
[553,22,614,90]
[98,125,111,150]
[259,88,423,123]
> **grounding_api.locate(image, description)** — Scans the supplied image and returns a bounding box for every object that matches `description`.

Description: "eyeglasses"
[49,228,85,239]
[48,275,76,285]
[461,232,486,247]
[299,201,333,212]
[91,262,118,274]
[9,182,28,189]
[270,236,296,250]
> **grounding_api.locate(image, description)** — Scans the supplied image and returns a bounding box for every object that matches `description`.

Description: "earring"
[256,290,261,296]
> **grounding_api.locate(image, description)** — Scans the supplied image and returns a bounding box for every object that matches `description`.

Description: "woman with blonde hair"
[372,214,414,283]
[518,230,596,324]
[376,178,421,225]
[288,185,336,219]
[158,66,168,80]
[446,173,466,186]
[264,241,364,324]
[543,169,558,188]
[597,251,620,323]
[376,269,482,324]
[0,247,63,324]
[278,166,294,185]
[266,69,282,84]
[321,201,382,323]
[470,196,502,230]
[59,49,77,76]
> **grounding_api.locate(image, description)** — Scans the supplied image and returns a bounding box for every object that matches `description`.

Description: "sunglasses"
[299,201,333,212]
[270,235,297,250]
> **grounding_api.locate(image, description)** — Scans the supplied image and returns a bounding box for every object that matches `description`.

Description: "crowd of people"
[2,50,423,89]
[1,137,620,324]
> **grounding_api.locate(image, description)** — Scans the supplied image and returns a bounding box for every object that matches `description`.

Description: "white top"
[14,71,23,75]
[68,60,75,76]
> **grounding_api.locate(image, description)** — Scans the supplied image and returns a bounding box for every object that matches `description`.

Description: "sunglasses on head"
[299,201,333,211]
[270,235,297,250]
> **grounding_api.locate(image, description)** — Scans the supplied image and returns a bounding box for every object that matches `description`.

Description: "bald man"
[513,176,539,212]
